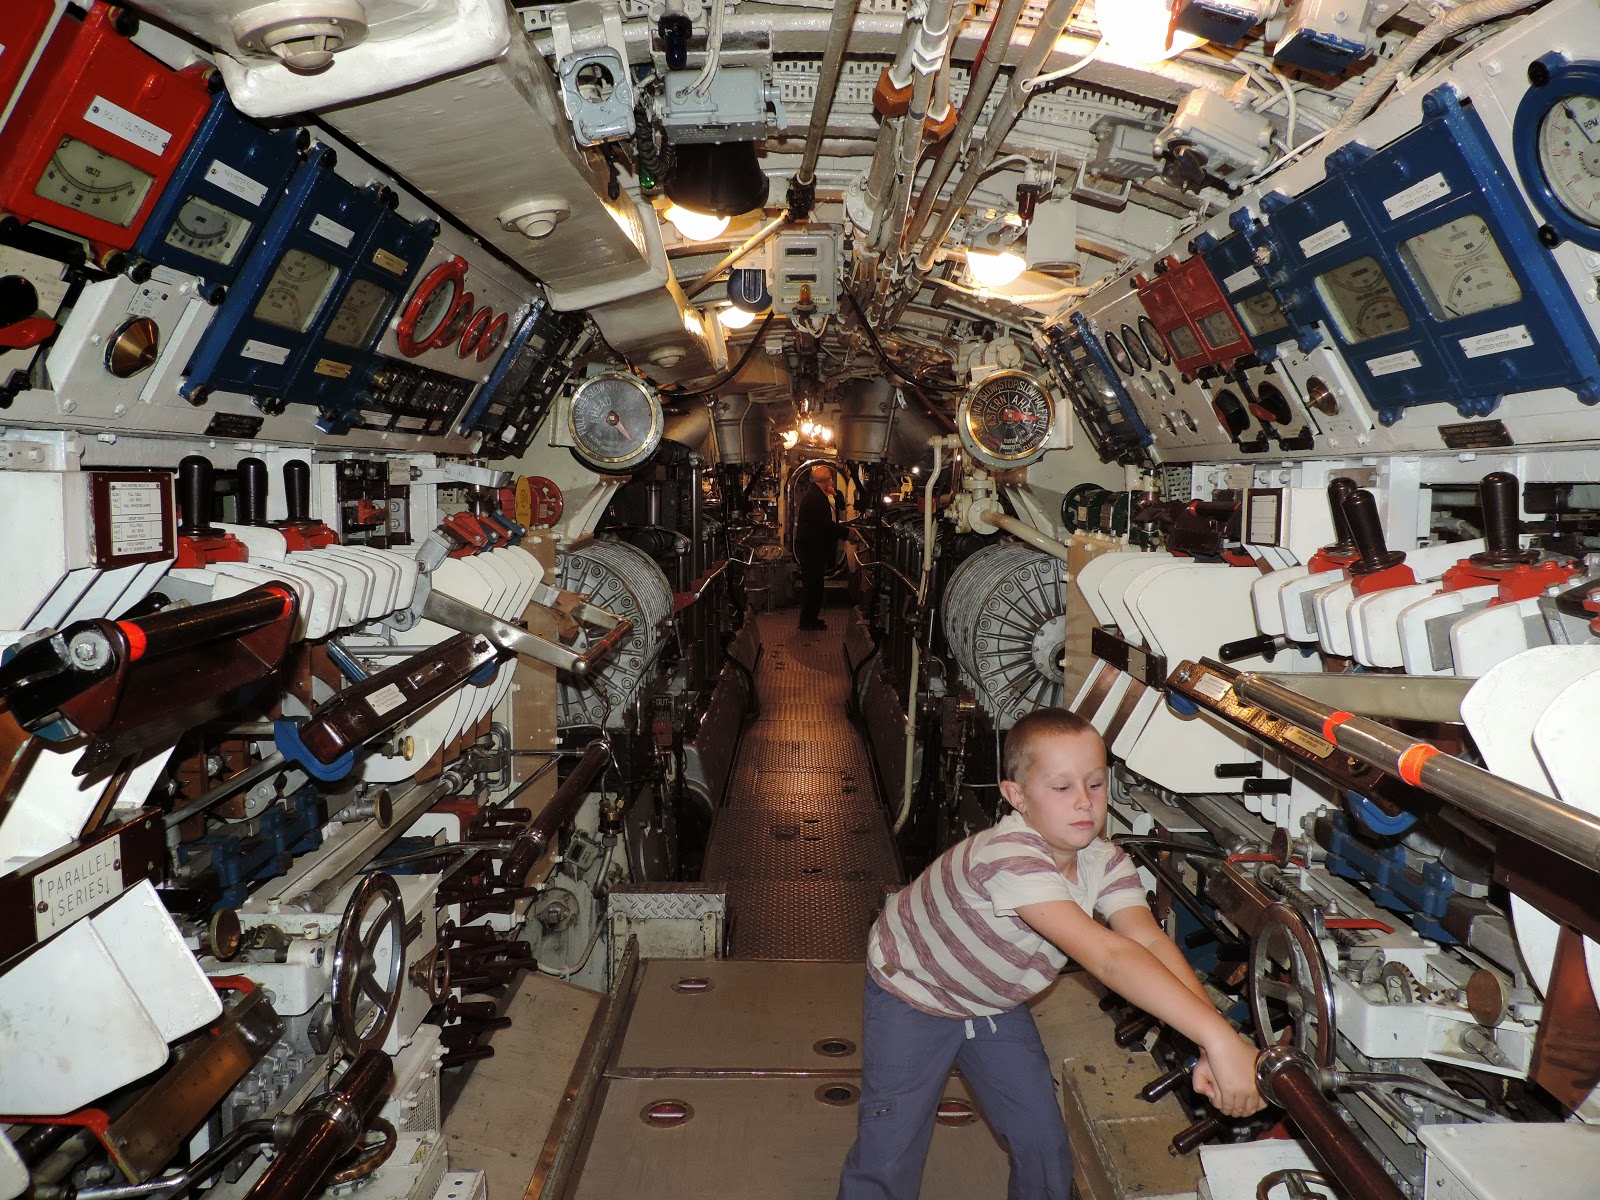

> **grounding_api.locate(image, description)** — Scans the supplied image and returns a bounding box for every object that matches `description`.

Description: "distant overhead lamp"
[720,305,756,330]
[1095,0,1204,66]
[665,204,730,243]
[966,248,1027,289]
[666,141,770,218]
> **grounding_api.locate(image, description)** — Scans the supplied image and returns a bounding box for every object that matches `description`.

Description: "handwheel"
[330,873,406,1055]
[1248,903,1338,1069]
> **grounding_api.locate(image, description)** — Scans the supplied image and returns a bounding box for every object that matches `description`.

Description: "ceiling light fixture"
[1094,0,1204,66]
[719,305,756,330]
[665,203,730,242]
[965,248,1027,288]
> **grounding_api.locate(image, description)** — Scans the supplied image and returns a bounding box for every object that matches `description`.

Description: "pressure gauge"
[1103,331,1133,375]
[324,277,394,348]
[958,370,1056,468]
[1315,255,1411,344]
[568,372,663,473]
[1137,315,1169,364]
[1399,215,1521,320]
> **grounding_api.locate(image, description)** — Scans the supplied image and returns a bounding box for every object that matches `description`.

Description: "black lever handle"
[1325,476,1359,552]
[1218,634,1281,663]
[237,457,268,527]
[1341,489,1406,575]
[1215,762,1263,779]
[1472,470,1535,566]
[178,455,217,536]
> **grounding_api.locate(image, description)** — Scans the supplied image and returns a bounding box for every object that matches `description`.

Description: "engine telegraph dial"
[568,372,664,473]
[958,370,1056,468]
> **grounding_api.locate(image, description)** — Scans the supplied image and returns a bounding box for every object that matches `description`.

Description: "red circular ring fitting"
[1322,711,1353,743]
[116,621,148,661]
[1397,743,1441,787]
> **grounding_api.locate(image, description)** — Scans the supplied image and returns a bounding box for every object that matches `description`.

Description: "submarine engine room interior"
[3,0,1600,1197]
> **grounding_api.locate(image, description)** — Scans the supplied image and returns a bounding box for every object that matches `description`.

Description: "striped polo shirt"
[868,813,1146,1018]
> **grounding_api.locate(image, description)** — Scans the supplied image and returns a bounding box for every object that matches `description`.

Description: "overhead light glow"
[966,248,1027,288]
[1094,1,1204,66]
[665,204,730,243]
[782,429,800,449]
[720,306,756,330]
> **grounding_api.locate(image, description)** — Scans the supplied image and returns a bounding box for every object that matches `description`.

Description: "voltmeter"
[566,372,663,473]
[1264,84,1600,423]
[0,1,66,137]
[181,145,393,408]
[1135,253,1253,372]
[461,299,588,457]
[1036,314,1151,464]
[958,370,1056,468]
[0,3,211,252]
[1195,214,1323,358]
[131,96,303,289]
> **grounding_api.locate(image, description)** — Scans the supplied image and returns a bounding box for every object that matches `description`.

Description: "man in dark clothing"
[795,464,843,630]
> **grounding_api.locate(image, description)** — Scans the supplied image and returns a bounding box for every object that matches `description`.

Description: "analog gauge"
[1236,289,1290,337]
[1138,315,1170,364]
[325,279,396,348]
[162,196,252,265]
[437,290,474,349]
[477,312,510,363]
[253,248,339,333]
[1167,323,1202,360]
[1104,331,1134,375]
[34,137,153,227]
[1537,92,1600,228]
[568,372,664,472]
[1400,215,1522,320]
[458,306,492,358]
[959,370,1055,465]
[1121,323,1151,370]
[1315,256,1411,344]
[1197,308,1241,350]
[396,257,467,357]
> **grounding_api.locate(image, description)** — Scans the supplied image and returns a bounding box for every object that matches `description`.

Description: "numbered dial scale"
[566,373,663,473]
[1515,57,1600,250]
[0,3,211,250]
[131,96,302,288]
[957,370,1056,467]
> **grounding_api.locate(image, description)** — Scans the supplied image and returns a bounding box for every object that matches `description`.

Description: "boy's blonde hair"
[1002,707,1102,782]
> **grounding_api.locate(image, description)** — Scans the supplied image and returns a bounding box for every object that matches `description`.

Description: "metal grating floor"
[701,609,902,960]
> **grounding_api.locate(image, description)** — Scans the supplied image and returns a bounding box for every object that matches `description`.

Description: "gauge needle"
[1002,408,1041,422]
[607,410,632,440]
[1564,102,1598,145]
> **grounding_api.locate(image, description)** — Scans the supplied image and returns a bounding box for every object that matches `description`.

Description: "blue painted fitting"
[1345,790,1417,837]
[274,717,357,782]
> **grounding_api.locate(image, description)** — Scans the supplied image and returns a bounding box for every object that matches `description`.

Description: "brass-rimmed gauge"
[568,373,664,473]
[957,370,1055,468]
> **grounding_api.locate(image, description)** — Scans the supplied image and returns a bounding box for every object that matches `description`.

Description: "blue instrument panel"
[1514,56,1600,252]
[130,96,302,291]
[459,298,587,457]
[1037,313,1152,464]
[181,145,389,406]
[1195,215,1320,358]
[1260,85,1600,424]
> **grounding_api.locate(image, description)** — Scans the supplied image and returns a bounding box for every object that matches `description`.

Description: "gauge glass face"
[1120,323,1151,370]
[35,137,153,227]
[1236,289,1290,337]
[1197,309,1240,350]
[163,196,252,265]
[438,291,474,347]
[1399,215,1521,321]
[325,279,395,348]
[1166,324,1202,359]
[459,307,491,357]
[963,373,1054,461]
[1315,256,1411,344]
[1538,94,1600,228]
[1138,316,1170,364]
[1104,332,1134,375]
[478,314,509,362]
[253,248,339,333]
[570,375,663,468]
[412,274,460,346]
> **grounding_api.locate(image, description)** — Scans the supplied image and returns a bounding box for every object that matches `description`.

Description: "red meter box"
[1136,253,1253,373]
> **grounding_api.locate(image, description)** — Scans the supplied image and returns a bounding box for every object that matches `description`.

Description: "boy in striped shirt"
[838,707,1264,1200]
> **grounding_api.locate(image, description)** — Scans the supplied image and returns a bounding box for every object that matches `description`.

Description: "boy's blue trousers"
[838,974,1073,1200]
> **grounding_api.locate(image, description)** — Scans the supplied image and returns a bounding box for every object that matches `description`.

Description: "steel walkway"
[700,609,903,960]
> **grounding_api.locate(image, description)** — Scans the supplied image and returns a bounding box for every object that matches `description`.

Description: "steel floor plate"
[702,805,899,881]
[723,880,892,960]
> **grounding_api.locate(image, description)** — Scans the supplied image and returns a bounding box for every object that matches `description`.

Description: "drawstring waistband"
[962,1015,999,1040]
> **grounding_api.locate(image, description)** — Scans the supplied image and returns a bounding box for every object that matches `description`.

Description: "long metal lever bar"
[419,590,632,679]
[1233,670,1600,875]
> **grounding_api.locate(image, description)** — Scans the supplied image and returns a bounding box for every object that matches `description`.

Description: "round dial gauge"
[253,248,338,333]
[1138,315,1170,364]
[325,278,396,348]
[1120,323,1151,370]
[959,370,1055,466]
[1166,323,1202,360]
[1399,215,1522,320]
[477,312,510,363]
[1537,93,1600,228]
[1236,289,1290,338]
[1316,255,1410,344]
[568,373,664,472]
[162,196,252,265]
[1197,308,1241,350]
[35,137,154,227]
[458,305,492,358]
[395,257,467,357]
[1103,331,1134,375]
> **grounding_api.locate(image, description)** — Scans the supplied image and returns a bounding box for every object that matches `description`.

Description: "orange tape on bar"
[1322,711,1353,743]
[1397,743,1441,787]
[117,621,147,662]
[266,585,295,619]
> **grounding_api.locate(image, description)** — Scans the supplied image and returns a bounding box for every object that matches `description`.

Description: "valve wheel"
[1248,903,1337,1069]
[330,873,406,1056]
[409,941,452,1006]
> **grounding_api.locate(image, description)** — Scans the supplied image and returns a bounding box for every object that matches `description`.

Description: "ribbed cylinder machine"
[711,394,770,464]
[941,541,1068,729]
[557,539,674,728]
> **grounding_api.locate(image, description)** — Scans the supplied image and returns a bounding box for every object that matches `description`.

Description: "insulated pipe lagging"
[796,0,862,185]
[895,437,951,834]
